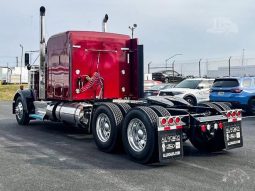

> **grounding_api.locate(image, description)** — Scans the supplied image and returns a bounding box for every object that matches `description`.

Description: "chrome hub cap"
[15,102,23,120]
[96,113,111,143]
[127,118,147,152]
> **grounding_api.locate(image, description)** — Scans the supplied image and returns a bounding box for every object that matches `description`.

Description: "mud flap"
[158,129,183,162]
[223,121,243,150]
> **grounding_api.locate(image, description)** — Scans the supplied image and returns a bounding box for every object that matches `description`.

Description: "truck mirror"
[25,53,29,66]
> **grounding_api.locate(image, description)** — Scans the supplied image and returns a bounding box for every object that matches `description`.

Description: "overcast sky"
[0,0,255,71]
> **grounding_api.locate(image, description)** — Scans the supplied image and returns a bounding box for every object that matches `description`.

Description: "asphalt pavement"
[0,101,255,191]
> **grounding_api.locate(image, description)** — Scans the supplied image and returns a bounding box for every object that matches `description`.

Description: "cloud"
[207,17,239,34]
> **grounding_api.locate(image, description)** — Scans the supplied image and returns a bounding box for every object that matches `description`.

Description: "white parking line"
[176,160,225,175]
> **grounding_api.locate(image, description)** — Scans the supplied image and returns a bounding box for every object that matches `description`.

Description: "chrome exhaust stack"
[39,6,46,99]
[102,14,108,32]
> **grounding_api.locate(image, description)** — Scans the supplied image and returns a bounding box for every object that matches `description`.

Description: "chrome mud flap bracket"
[223,121,243,150]
[158,129,183,162]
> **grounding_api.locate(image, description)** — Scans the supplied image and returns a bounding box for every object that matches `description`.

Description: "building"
[0,66,28,84]
[207,65,255,78]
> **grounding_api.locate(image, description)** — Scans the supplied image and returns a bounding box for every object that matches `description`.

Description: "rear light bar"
[225,109,242,122]
[158,115,187,131]
[200,121,224,133]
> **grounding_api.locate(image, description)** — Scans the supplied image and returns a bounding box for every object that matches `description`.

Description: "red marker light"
[218,122,223,129]
[161,118,167,125]
[226,112,231,118]
[237,110,241,117]
[232,111,236,117]
[168,117,174,124]
[164,126,171,131]
[175,116,181,124]
[176,125,183,129]
[201,124,206,132]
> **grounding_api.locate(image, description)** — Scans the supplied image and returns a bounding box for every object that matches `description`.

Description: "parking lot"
[0,101,255,191]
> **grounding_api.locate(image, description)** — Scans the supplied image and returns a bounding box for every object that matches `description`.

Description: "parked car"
[152,70,185,83]
[159,78,214,105]
[210,77,255,114]
[144,80,162,90]
[144,83,176,98]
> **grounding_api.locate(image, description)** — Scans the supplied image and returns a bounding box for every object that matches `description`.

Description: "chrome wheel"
[127,118,147,152]
[15,101,23,120]
[96,113,111,143]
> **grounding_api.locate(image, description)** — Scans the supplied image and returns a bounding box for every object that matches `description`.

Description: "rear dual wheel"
[122,106,158,164]
[92,103,123,153]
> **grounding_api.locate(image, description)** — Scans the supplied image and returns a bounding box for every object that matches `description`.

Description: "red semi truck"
[13,7,243,164]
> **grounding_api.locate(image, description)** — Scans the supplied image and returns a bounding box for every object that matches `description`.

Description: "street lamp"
[228,56,232,77]
[148,61,152,74]
[129,24,137,39]
[165,53,182,70]
[19,44,24,84]
[199,59,202,78]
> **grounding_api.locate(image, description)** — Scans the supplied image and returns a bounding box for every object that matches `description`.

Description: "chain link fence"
[149,57,255,78]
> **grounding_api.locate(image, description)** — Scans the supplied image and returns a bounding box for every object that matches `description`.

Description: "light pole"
[129,24,137,39]
[19,44,24,84]
[228,56,231,77]
[148,61,152,74]
[172,60,175,82]
[165,53,182,70]
[199,59,202,78]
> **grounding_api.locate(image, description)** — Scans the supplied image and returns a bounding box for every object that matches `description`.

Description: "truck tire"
[189,128,225,152]
[247,98,255,115]
[184,96,197,106]
[15,97,30,125]
[198,102,222,113]
[122,106,158,164]
[221,102,233,109]
[115,103,131,116]
[149,105,171,117]
[92,103,123,153]
[212,102,232,111]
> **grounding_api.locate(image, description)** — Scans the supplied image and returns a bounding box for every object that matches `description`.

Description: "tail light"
[175,116,181,124]
[160,118,167,125]
[201,124,206,132]
[218,122,223,129]
[231,111,236,117]
[231,88,242,93]
[237,110,242,117]
[168,117,174,124]
[226,112,231,118]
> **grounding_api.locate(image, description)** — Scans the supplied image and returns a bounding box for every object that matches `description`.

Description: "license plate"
[224,121,243,150]
[158,129,183,162]
[218,92,224,95]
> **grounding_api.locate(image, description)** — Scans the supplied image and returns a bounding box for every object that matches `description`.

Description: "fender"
[12,89,35,114]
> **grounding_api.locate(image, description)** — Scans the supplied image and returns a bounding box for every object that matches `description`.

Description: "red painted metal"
[46,31,138,101]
